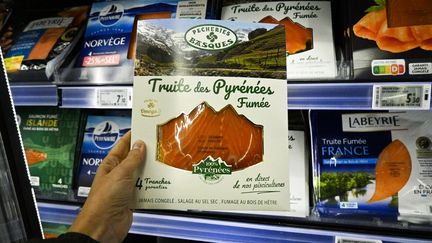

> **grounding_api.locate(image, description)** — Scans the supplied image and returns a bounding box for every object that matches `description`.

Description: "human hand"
[69,131,145,243]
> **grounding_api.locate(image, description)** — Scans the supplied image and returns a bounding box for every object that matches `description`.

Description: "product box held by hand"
[16,107,81,201]
[221,0,337,80]
[76,112,131,200]
[348,0,432,80]
[132,19,290,211]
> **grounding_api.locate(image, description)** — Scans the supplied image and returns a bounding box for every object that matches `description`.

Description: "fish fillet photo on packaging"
[16,107,81,201]
[348,0,432,80]
[131,19,290,211]
[221,0,337,80]
[310,110,432,223]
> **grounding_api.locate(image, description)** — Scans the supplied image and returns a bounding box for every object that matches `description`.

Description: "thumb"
[115,140,146,177]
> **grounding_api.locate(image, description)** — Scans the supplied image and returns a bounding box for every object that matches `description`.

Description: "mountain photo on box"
[349,0,432,80]
[16,107,81,201]
[76,114,131,199]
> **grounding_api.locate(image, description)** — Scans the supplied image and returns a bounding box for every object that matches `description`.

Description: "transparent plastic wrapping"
[157,102,264,171]
[0,132,27,242]
[309,110,432,224]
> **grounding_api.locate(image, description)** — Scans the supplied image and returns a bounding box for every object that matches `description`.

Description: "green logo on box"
[185,24,237,51]
[192,156,232,183]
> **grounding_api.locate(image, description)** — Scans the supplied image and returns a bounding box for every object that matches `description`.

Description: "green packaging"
[16,107,80,201]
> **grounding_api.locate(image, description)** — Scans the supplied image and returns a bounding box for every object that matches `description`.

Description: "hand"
[69,131,145,243]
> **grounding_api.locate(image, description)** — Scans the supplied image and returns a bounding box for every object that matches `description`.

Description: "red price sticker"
[83,54,120,67]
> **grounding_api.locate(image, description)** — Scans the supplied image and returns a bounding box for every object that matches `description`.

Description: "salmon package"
[76,112,131,200]
[58,0,219,84]
[131,19,290,211]
[310,110,432,223]
[16,107,81,201]
[1,6,89,82]
[220,0,337,80]
[347,0,432,80]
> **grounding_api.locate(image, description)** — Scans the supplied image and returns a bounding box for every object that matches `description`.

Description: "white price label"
[30,176,40,187]
[177,0,207,19]
[97,89,131,108]
[335,236,381,243]
[372,84,431,110]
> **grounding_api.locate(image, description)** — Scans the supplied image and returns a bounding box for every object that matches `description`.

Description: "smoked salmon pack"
[75,112,131,201]
[57,0,219,85]
[346,0,432,80]
[310,110,432,224]
[1,5,89,82]
[16,107,81,201]
[220,0,337,80]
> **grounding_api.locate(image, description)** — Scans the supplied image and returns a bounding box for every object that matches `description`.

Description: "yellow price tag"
[4,56,24,72]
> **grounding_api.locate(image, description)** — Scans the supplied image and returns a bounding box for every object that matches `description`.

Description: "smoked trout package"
[76,113,131,200]
[132,19,290,211]
[16,107,81,201]
[310,110,432,223]
[58,0,219,84]
[1,6,89,82]
[220,0,337,80]
[347,0,432,80]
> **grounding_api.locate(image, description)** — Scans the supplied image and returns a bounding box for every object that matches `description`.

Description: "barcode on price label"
[335,236,381,243]
[372,84,431,110]
[97,89,131,108]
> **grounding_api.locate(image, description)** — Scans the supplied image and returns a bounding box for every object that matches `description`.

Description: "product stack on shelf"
[2,0,432,240]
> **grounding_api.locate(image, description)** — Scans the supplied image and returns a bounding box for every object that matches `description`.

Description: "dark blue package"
[309,110,398,221]
[76,114,131,199]
[57,0,220,84]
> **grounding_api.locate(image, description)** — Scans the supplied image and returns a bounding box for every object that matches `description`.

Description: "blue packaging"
[58,0,219,84]
[77,114,131,198]
[77,0,180,68]
[309,110,398,221]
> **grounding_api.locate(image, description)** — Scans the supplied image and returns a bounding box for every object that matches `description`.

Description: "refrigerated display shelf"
[9,82,432,110]
[37,202,431,243]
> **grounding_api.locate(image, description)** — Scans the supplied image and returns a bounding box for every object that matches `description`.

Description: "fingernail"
[132,140,144,150]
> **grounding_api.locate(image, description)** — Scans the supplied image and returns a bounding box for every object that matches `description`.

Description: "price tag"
[372,84,431,110]
[97,88,131,108]
[335,236,381,243]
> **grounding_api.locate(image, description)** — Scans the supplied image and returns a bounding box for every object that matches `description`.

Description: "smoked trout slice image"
[368,140,412,203]
[25,148,47,166]
[411,25,432,51]
[157,102,263,171]
[353,9,387,41]
[259,16,313,55]
[376,20,419,53]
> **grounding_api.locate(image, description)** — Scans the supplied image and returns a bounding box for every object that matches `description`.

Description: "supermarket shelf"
[10,85,58,106]
[38,202,430,243]
[10,82,432,110]
[287,82,432,110]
